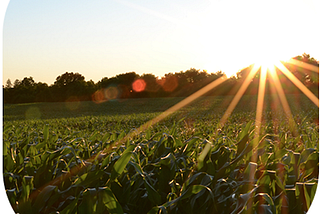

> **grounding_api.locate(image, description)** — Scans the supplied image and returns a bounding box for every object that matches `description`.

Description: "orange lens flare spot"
[92,89,107,103]
[92,86,120,102]
[158,76,178,92]
[104,86,119,100]
[132,79,146,92]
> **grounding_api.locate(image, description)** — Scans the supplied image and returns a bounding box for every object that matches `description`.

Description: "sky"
[2,0,320,86]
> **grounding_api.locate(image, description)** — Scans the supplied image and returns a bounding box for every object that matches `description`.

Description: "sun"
[250,47,292,72]
[254,55,278,70]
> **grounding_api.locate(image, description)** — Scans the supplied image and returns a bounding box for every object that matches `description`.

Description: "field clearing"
[3,95,319,213]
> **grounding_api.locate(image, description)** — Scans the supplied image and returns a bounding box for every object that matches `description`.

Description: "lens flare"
[92,86,121,103]
[132,79,146,92]
[92,89,107,103]
[158,75,178,92]
[104,86,119,100]
[29,75,227,201]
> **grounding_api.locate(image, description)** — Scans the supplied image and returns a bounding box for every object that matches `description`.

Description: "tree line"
[3,53,319,104]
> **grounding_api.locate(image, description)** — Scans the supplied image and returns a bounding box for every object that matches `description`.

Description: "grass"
[3,94,319,213]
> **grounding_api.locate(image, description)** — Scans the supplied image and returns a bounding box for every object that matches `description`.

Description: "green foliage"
[3,96,319,213]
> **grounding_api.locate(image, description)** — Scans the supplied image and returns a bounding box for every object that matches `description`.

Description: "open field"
[3,95,319,213]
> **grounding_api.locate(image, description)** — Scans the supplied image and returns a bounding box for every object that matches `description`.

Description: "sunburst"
[29,1,320,205]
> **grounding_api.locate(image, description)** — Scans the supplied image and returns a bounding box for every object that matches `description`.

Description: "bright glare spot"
[251,47,292,71]
[254,56,278,70]
[132,79,146,92]
[198,0,299,79]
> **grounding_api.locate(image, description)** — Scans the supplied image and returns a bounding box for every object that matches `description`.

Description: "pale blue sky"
[2,0,320,85]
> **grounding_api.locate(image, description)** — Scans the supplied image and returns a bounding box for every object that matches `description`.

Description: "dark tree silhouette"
[5,79,12,88]
[54,72,85,87]
[52,72,88,101]
[3,53,318,104]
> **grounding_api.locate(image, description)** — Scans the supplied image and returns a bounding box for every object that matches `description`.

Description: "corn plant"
[3,96,319,213]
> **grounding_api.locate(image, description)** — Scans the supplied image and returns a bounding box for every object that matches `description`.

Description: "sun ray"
[274,61,319,107]
[119,75,227,146]
[29,75,227,200]
[255,66,268,128]
[219,64,260,128]
[247,65,268,214]
[10,0,320,210]
[251,65,268,163]
[285,58,319,73]
[268,65,298,136]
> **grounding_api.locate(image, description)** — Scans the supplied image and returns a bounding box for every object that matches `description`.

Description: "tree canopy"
[3,54,319,104]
